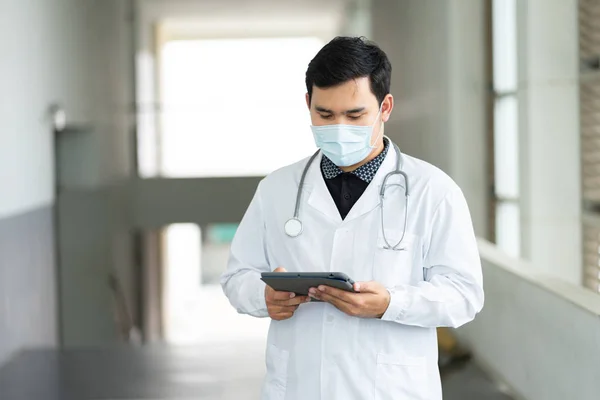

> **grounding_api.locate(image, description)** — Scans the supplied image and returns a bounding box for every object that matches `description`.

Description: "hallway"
[0,340,513,400]
[1,1,599,399]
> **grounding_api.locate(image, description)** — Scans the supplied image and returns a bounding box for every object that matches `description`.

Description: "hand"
[308,281,391,319]
[265,267,310,321]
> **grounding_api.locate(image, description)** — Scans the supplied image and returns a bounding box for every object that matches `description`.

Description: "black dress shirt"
[321,138,390,220]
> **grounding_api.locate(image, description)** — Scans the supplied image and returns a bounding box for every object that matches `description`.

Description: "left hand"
[308,281,391,319]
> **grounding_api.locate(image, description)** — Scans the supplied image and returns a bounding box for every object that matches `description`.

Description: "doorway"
[137,31,325,344]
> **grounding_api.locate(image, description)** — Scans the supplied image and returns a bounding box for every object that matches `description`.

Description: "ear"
[381,94,394,123]
[305,93,311,110]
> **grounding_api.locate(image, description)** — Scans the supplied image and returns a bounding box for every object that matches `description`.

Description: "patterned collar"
[321,138,390,183]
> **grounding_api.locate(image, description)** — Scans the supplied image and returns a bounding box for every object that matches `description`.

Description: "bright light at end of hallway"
[160,37,325,177]
[163,223,270,345]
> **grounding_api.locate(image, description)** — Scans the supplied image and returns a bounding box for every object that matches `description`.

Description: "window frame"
[487,0,522,257]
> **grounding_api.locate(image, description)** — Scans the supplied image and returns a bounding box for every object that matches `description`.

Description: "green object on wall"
[207,223,239,244]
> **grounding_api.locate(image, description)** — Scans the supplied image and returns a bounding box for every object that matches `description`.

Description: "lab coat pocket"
[373,230,415,286]
[262,344,289,400]
[375,353,430,400]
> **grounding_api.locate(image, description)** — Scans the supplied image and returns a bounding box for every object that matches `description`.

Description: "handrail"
[108,272,142,344]
[477,238,600,316]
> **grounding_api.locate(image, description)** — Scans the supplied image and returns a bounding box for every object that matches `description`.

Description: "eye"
[347,115,362,121]
[319,114,333,120]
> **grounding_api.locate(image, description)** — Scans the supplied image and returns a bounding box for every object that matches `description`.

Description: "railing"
[456,239,600,400]
[108,272,142,344]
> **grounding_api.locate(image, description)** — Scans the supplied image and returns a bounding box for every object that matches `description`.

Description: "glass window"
[493,96,519,200]
[492,0,520,257]
[158,37,325,177]
[495,201,520,258]
[492,0,518,93]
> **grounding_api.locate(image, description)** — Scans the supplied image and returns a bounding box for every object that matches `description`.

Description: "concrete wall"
[0,209,57,367]
[459,240,600,400]
[371,0,489,238]
[0,0,136,360]
[55,0,136,347]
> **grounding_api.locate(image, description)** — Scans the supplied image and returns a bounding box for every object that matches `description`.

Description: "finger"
[266,289,296,301]
[273,291,296,300]
[271,296,310,306]
[272,312,294,321]
[354,281,377,293]
[270,304,299,314]
[317,292,356,315]
[315,285,356,304]
[273,266,287,273]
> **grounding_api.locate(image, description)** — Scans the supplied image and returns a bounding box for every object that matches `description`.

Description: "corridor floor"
[0,340,513,400]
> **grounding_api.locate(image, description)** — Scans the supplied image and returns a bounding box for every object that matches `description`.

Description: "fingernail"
[289,293,295,298]
[355,283,361,291]
[306,297,311,302]
[318,286,325,291]
[309,288,316,294]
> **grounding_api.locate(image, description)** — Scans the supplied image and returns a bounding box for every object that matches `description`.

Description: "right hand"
[265,267,310,321]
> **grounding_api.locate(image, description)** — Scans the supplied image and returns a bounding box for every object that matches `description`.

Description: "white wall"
[0,0,134,220]
[517,0,581,284]
[0,0,58,219]
[459,241,600,400]
[371,0,489,237]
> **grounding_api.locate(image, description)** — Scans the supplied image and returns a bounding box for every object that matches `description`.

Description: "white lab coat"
[221,148,484,400]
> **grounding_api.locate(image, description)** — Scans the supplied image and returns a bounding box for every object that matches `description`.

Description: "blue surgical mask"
[311,108,383,167]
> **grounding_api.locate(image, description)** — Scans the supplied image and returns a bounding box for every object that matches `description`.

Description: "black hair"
[305,36,392,106]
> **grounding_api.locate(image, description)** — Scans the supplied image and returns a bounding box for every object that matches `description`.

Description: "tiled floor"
[0,341,513,400]
[442,362,514,400]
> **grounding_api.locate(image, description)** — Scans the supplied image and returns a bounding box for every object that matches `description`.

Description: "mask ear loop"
[369,103,385,148]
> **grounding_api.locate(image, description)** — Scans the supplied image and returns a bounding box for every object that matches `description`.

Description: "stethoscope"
[284,137,410,251]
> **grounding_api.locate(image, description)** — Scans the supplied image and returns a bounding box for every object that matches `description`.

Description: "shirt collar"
[321,138,390,183]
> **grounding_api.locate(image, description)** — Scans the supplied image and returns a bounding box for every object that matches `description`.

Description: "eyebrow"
[315,106,367,115]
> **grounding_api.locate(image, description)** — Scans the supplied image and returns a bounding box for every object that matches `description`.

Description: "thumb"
[354,281,377,293]
[273,266,287,272]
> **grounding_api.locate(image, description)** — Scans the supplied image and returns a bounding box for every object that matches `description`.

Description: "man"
[221,36,483,400]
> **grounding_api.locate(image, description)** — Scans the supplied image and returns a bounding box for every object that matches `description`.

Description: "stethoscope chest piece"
[284,218,303,237]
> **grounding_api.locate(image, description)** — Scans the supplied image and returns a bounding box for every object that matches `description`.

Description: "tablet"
[260,272,356,296]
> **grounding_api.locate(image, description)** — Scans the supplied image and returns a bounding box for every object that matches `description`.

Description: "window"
[156,37,324,178]
[490,0,520,257]
[579,0,600,293]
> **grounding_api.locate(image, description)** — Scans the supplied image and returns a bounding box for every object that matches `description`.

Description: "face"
[306,77,394,148]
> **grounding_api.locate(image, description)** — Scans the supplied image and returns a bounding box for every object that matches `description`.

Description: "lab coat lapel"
[343,145,402,223]
[306,153,343,224]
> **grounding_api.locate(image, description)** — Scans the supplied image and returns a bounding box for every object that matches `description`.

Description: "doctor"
[221,36,484,400]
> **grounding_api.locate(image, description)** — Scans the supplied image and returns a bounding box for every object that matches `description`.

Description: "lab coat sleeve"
[220,182,270,318]
[381,186,484,328]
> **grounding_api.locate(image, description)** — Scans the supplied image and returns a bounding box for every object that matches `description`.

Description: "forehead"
[311,77,378,110]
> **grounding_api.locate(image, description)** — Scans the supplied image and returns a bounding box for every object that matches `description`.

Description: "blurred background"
[0,0,599,399]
